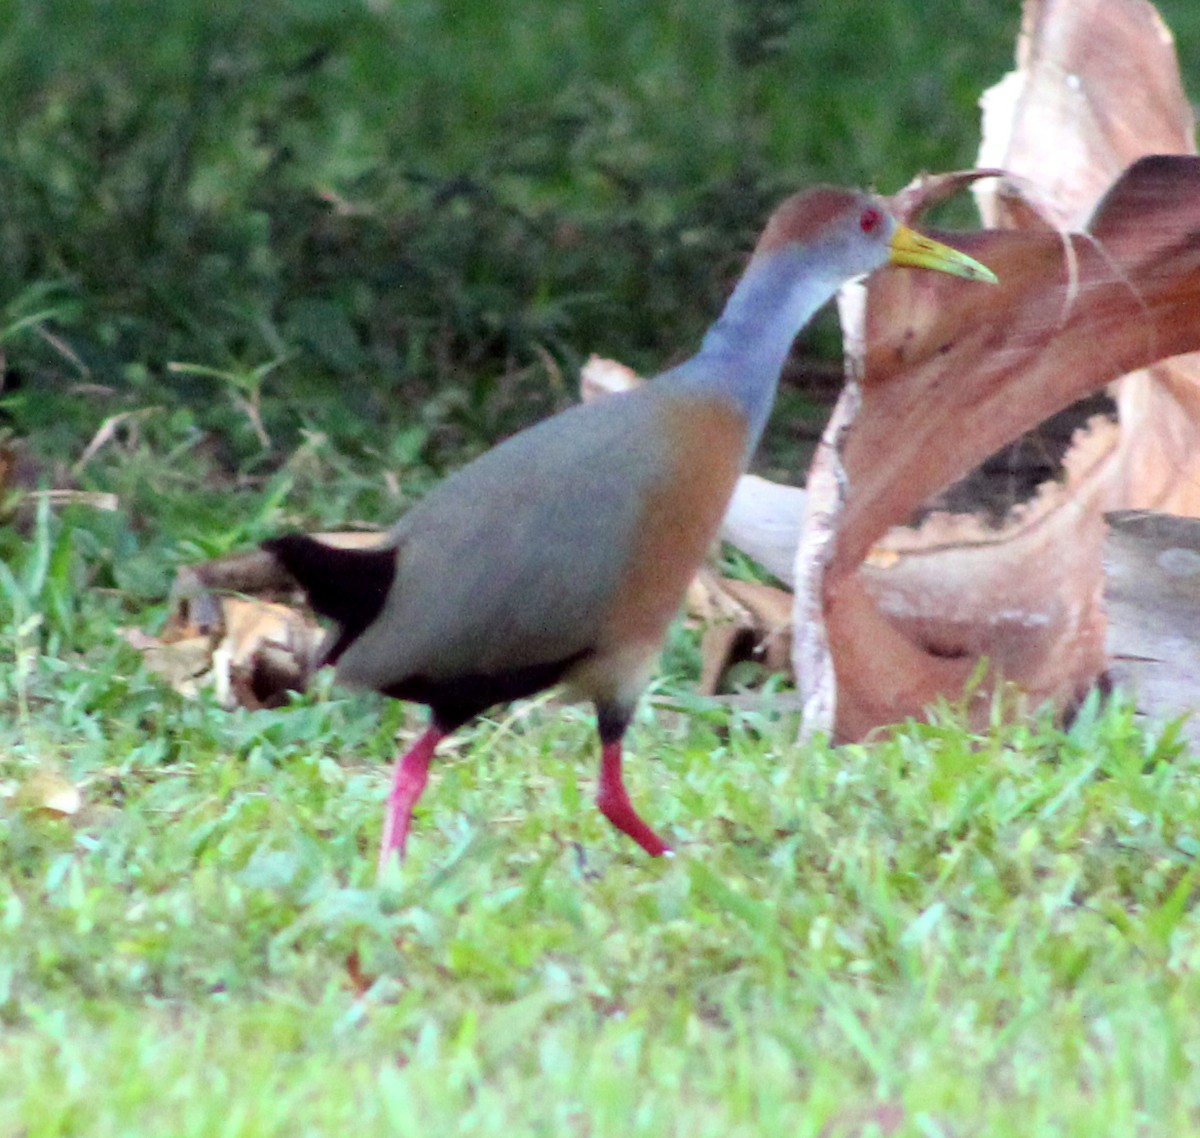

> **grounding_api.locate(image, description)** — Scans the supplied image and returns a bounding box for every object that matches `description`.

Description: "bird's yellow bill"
[889,225,998,284]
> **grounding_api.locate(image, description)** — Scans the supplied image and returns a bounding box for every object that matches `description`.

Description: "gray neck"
[686,245,844,452]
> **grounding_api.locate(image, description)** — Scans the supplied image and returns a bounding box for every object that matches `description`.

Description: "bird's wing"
[336,388,669,688]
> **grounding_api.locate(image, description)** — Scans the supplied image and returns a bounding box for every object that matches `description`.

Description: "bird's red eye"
[859,207,883,233]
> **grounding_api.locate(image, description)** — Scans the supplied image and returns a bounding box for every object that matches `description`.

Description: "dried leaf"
[802,0,1200,739]
[975,0,1193,229]
[16,769,83,818]
[1113,360,1200,516]
[345,949,374,997]
[129,633,215,699]
[72,409,158,477]
[27,489,119,511]
[210,597,320,710]
[579,354,643,402]
[686,567,793,695]
[721,577,793,674]
[811,154,1200,738]
[698,621,748,696]
[0,433,24,498]
[127,537,389,708]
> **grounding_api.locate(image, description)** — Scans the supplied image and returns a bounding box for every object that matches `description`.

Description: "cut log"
[1104,510,1200,745]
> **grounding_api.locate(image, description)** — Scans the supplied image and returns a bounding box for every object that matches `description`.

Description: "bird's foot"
[596,740,671,857]
[374,725,444,880]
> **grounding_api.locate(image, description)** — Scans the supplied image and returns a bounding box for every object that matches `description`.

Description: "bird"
[263,187,996,874]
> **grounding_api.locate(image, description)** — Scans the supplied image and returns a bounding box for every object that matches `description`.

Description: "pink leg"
[596,740,671,857]
[376,726,444,876]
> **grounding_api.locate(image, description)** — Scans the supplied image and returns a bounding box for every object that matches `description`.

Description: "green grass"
[5,511,1200,1134]
[4,632,1200,1135]
[4,0,1200,1132]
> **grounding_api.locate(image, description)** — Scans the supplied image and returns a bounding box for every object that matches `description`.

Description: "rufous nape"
[264,187,996,874]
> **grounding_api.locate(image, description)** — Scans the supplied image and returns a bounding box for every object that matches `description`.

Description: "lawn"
[3,1,1200,1134]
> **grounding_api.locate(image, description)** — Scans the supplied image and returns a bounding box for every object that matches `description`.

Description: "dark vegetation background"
[1,0,1197,573]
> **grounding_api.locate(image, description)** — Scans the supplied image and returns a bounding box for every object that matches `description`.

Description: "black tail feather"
[262,534,397,664]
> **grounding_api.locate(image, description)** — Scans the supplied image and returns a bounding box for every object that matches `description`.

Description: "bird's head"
[754,187,997,286]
